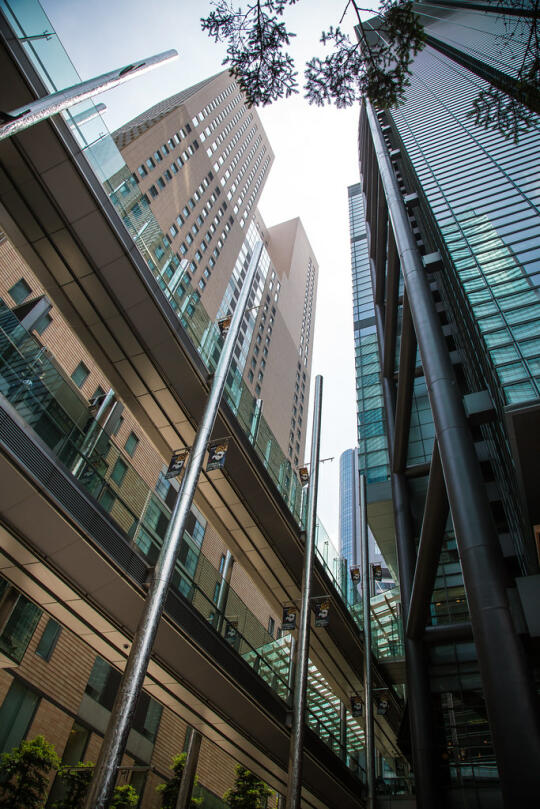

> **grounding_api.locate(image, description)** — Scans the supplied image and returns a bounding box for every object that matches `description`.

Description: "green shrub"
[110,784,139,808]
[0,735,60,809]
[157,753,202,809]
[224,766,272,809]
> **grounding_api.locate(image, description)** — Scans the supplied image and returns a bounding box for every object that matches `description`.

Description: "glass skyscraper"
[356,2,540,807]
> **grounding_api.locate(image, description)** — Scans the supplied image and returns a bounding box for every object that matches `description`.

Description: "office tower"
[113,71,274,322]
[113,75,316,462]
[356,2,540,806]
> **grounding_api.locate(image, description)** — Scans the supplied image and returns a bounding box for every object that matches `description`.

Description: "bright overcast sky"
[42,0,372,541]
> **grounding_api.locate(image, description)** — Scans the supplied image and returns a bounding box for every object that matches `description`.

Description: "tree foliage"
[224,765,273,809]
[156,753,202,809]
[202,0,539,141]
[467,0,539,142]
[201,0,425,109]
[201,0,300,105]
[0,736,60,809]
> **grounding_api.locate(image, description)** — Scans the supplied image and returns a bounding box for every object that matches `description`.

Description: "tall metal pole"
[285,375,323,809]
[286,635,296,707]
[339,701,347,762]
[215,550,234,634]
[0,50,178,142]
[175,729,202,809]
[72,388,116,476]
[84,241,263,809]
[360,473,375,809]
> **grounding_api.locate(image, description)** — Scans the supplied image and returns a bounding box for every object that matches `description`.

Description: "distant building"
[339,448,393,594]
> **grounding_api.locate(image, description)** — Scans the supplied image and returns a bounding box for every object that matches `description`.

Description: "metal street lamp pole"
[360,473,375,809]
[175,729,202,809]
[285,375,323,809]
[84,241,263,809]
[0,49,178,142]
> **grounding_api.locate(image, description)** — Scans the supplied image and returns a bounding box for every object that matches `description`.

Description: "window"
[71,362,90,388]
[112,415,124,437]
[23,305,48,336]
[111,458,128,486]
[219,554,226,573]
[268,617,275,637]
[8,278,31,304]
[91,385,106,403]
[0,680,39,753]
[86,657,162,742]
[124,432,139,457]
[213,582,221,603]
[35,618,61,661]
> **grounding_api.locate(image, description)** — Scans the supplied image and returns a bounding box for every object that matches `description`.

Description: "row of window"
[191,82,242,130]
[144,138,200,201]
[239,157,272,229]
[136,120,193,177]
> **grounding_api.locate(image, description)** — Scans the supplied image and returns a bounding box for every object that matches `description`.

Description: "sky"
[41,0,370,542]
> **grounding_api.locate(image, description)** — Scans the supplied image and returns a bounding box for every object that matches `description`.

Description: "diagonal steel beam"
[406,441,449,639]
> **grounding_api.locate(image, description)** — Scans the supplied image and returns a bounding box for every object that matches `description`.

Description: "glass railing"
[243,635,367,775]
[370,585,404,661]
[0,576,42,664]
[0,306,367,779]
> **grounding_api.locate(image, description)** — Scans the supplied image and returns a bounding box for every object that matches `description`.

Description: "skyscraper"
[114,74,317,462]
[356,2,540,805]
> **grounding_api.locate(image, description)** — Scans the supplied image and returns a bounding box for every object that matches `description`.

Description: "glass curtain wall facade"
[357,3,540,806]
[349,185,390,484]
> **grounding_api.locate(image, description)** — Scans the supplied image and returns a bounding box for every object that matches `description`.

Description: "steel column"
[407,441,449,639]
[382,231,399,378]
[365,99,540,803]
[0,50,178,141]
[285,375,323,809]
[360,107,440,808]
[175,730,202,809]
[393,294,417,473]
[84,241,264,809]
[374,180,388,306]
[360,473,375,809]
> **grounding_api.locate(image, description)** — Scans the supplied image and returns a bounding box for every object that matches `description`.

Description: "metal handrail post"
[0,50,178,142]
[360,473,375,809]
[285,375,323,809]
[84,241,263,809]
